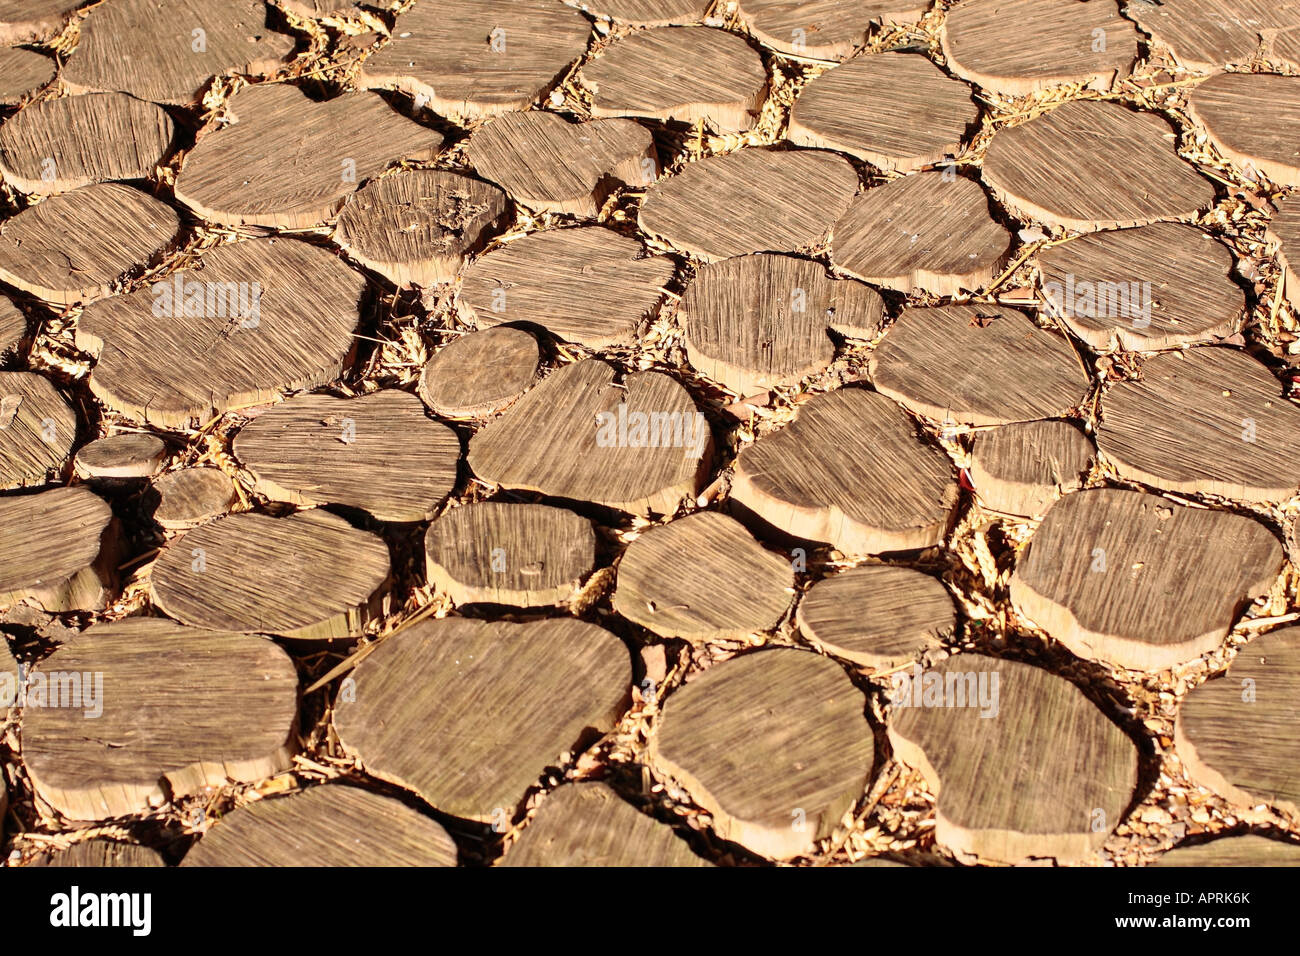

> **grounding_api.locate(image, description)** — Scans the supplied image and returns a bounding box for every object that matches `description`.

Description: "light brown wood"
[0,485,117,611]
[0,296,26,361]
[737,0,927,60]
[1265,196,1300,313]
[0,47,56,105]
[968,419,1093,518]
[418,327,540,419]
[0,371,77,489]
[563,0,710,26]
[1187,72,1300,188]
[73,432,168,480]
[150,467,237,531]
[1154,834,1300,867]
[1270,25,1300,70]
[28,840,165,867]
[1128,0,1275,71]
[0,1,85,45]
[1010,488,1283,671]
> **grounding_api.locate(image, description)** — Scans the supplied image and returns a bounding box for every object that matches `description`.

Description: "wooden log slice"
[562,0,711,27]
[731,388,959,554]
[1266,196,1300,313]
[458,227,675,348]
[1010,488,1283,671]
[1271,26,1300,71]
[831,172,1012,295]
[613,510,793,641]
[796,564,955,668]
[418,327,540,419]
[75,238,366,428]
[149,508,390,640]
[464,111,657,217]
[678,253,885,394]
[467,358,712,516]
[0,48,56,105]
[789,53,978,172]
[1154,834,1300,867]
[0,183,183,306]
[27,840,165,867]
[0,485,116,611]
[0,296,26,361]
[1186,72,1300,188]
[73,433,168,480]
[173,85,442,229]
[1037,221,1245,351]
[0,371,78,488]
[736,0,927,60]
[1096,347,1300,503]
[424,501,597,608]
[869,305,1088,427]
[1174,626,1300,815]
[649,647,874,859]
[21,617,298,820]
[0,92,174,195]
[502,781,709,866]
[639,148,859,261]
[578,27,767,133]
[1127,0,1277,72]
[968,419,1094,518]
[0,1,85,45]
[233,390,460,522]
[150,467,238,531]
[360,0,592,120]
[981,101,1215,231]
[181,784,459,867]
[887,654,1137,865]
[334,616,632,821]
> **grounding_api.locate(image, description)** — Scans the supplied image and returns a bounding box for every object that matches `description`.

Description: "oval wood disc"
[0,47,56,105]
[968,419,1094,518]
[1126,0,1272,71]
[334,616,632,821]
[640,148,859,261]
[28,840,165,867]
[1175,626,1300,815]
[233,390,460,522]
[1186,72,1300,188]
[796,564,955,668]
[73,432,168,480]
[1154,835,1300,867]
[563,0,710,26]
[736,0,927,60]
[789,53,978,172]
[678,253,885,394]
[359,0,592,120]
[578,27,767,133]
[181,784,459,867]
[981,101,1215,230]
[149,508,391,640]
[173,84,442,228]
[75,238,366,428]
[1010,488,1283,671]
[831,172,1013,295]
[0,371,78,488]
[467,358,712,516]
[1266,196,1300,313]
[0,485,116,611]
[869,305,1089,427]
[887,654,1138,865]
[731,388,959,554]
[425,500,597,607]
[458,227,675,348]
[0,1,85,45]
[0,92,174,195]
[418,327,540,419]
[22,617,299,820]
[150,467,238,531]
[1096,348,1300,503]
[649,647,875,859]
[0,183,183,306]
[502,781,709,866]
[0,296,27,361]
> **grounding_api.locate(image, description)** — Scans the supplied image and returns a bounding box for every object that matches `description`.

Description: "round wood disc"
[418,327,540,419]
[831,172,1013,295]
[0,296,27,361]
[467,358,712,516]
[359,0,592,120]
[1096,348,1300,503]
[0,47,56,105]
[173,84,442,229]
[0,1,84,45]
[150,467,238,531]
[563,0,710,26]
[424,500,597,607]
[0,92,174,195]
[61,0,295,105]
[796,564,955,668]
[981,101,1215,231]
[649,647,875,859]
[789,53,978,172]
[1175,626,1300,815]
[1128,0,1278,72]
[1010,488,1283,671]
[458,227,675,348]
[181,784,459,867]
[502,781,708,866]
[28,840,165,867]
[75,238,367,428]
[149,508,391,640]
[613,511,793,642]
[639,148,859,261]
[578,27,767,133]
[731,388,959,554]
[678,253,885,394]
[869,305,1089,427]
[1266,196,1300,313]
[968,419,1094,518]
[1154,835,1300,867]
[334,616,632,821]
[22,617,299,820]
[0,371,78,488]
[0,183,182,306]
[232,390,460,522]
[465,111,657,217]
[1270,25,1300,70]
[737,0,926,60]
[334,169,509,288]
[1187,72,1300,188]
[1037,221,1246,351]
[887,654,1138,865]
[0,485,116,611]
[73,432,168,480]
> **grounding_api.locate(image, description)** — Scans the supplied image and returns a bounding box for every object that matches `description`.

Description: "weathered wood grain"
[563,0,710,26]
[0,47,56,105]
[150,467,237,531]
[73,432,168,480]
[1266,196,1300,313]
[1154,834,1300,867]
[0,485,116,611]
[0,0,86,46]
[0,371,77,488]
[969,419,1093,518]
[737,0,927,60]
[418,327,540,419]
[1128,0,1278,71]
[1270,26,1300,70]
[1187,72,1300,188]
[1010,488,1283,670]
[0,296,26,362]
[28,840,165,867]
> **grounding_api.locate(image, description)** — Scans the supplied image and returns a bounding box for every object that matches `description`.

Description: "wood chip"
[73,432,168,480]
[0,1,86,45]
[1154,834,1300,867]
[0,371,77,488]
[27,840,165,867]
[736,0,926,60]
[0,486,116,611]
[1186,72,1300,189]
[969,419,1094,518]
[149,467,238,531]
[1010,488,1283,670]
[0,47,56,105]
[563,0,710,27]
[1128,0,1278,71]
[418,327,540,419]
